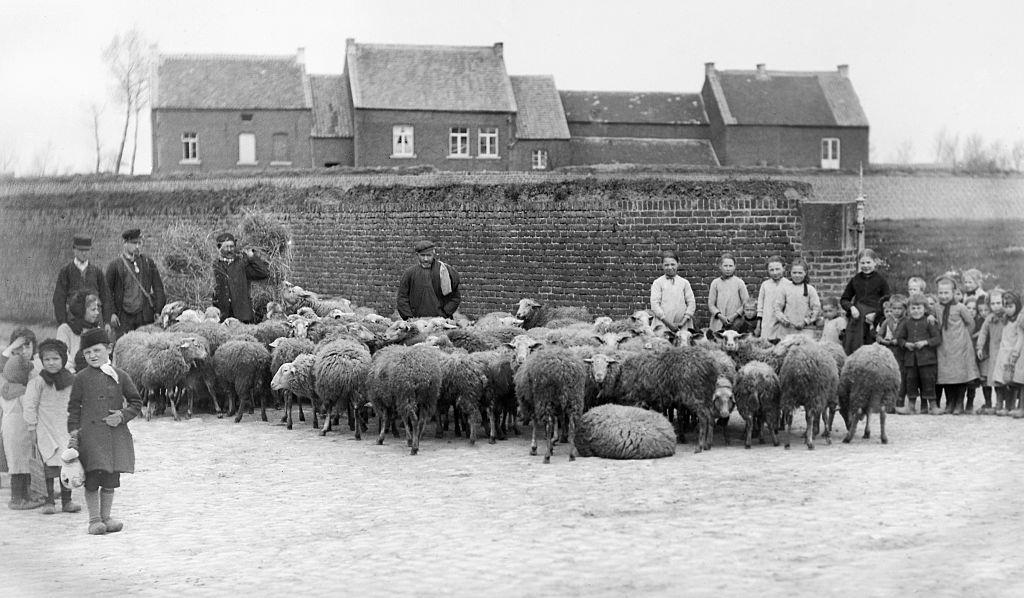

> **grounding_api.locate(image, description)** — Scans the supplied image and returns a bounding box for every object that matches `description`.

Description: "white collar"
[74,258,89,270]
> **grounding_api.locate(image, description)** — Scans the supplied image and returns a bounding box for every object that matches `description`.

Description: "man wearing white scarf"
[396,240,462,320]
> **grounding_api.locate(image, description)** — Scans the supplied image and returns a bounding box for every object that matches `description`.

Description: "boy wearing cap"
[212,232,270,323]
[67,327,142,535]
[396,240,461,319]
[52,235,112,326]
[106,229,165,336]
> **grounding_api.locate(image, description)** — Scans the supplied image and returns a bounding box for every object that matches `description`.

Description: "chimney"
[346,38,355,51]
[296,47,306,65]
[837,64,849,78]
[493,42,503,58]
[704,62,715,76]
[756,63,767,79]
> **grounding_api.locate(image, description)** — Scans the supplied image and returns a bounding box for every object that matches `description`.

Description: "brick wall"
[0,174,858,325]
[566,122,711,140]
[721,126,869,170]
[311,137,355,168]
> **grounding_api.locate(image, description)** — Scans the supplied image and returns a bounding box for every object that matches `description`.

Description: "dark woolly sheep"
[733,361,782,448]
[585,349,643,407]
[839,344,900,444]
[576,404,677,459]
[729,335,780,370]
[213,339,272,423]
[252,319,293,347]
[270,353,318,430]
[513,346,588,463]
[270,337,316,428]
[437,350,491,444]
[483,325,528,345]
[774,336,847,436]
[466,348,519,440]
[167,321,231,355]
[444,327,505,353]
[515,298,592,330]
[778,343,839,450]
[367,345,445,455]
[625,346,723,453]
[313,338,372,438]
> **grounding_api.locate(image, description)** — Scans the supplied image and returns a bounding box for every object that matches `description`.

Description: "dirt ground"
[2,407,1023,597]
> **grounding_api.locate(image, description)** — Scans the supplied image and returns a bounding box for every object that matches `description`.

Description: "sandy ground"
[1,407,1022,598]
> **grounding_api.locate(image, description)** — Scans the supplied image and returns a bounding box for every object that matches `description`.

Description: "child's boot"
[60,482,81,513]
[11,475,44,510]
[85,489,106,535]
[996,390,1009,416]
[41,477,56,515]
[896,397,915,415]
[964,395,974,415]
[100,488,123,533]
[929,399,944,415]
[7,474,23,509]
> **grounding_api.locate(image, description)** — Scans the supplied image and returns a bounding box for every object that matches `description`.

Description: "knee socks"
[983,386,993,407]
[45,476,56,504]
[85,489,101,524]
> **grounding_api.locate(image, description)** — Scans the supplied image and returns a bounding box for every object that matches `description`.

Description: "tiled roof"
[309,75,353,138]
[707,67,868,127]
[346,42,516,112]
[154,53,309,110]
[559,91,708,125]
[510,76,570,139]
[569,137,720,167]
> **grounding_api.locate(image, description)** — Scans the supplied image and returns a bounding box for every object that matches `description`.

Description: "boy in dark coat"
[212,232,270,323]
[396,240,461,320]
[895,294,942,415]
[52,235,112,326]
[67,328,142,535]
[106,229,165,336]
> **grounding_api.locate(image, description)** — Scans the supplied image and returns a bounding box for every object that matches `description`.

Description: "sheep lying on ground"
[515,298,592,330]
[367,345,444,454]
[778,342,839,450]
[839,344,900,444]
[213,339,272,423]
[514,346,588,463]
[270,353,318,430]
[575,404,677,459]
[313,338,372,438]
[733,361,782,448]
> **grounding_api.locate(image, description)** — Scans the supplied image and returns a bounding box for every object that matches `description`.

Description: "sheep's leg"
[435,404,447,439]
[351,400,363,441]
[375,407,388,445]
[767,410,779,447]
[319,401,333,436]
[862,409,872,439]
[487,405,497,445]
[843,407,859,443]
[311,399,319,429]
[879,409,888,444]
[530,420,538,456]
[566,413,577,462]
[718,416,730,446]
[346,401,356,432]
[744,418,753,449]
[285,391,294,430]
[408,414,420,455]
[804,409,815,450]
[297,399,305,422]
[784,409,793,449]
[259,386,268,423]
[143,388,153,421]
[169,387,180,422]
[543,415,554,464]
[825,405,838,442]
[403,414,414,448]
[821,404,833,445]
[233,380,249,423]
[694,415,706,454]
[203,375,222,415]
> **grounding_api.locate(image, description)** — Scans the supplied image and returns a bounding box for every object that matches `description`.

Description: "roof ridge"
[159,52,297,62]
[353,42,500,52]
[718,69,842,77]
[560,89,700,96]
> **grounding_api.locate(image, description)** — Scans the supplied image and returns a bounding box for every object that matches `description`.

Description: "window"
[821,138,840,169]
[181,132,198,162]
[392,125,414,157]
[448,127,469,157]
[238,133,257,165]
[271,133,290,165]
[478,127,499,158]
[531,149,548,170]
[241,113,253,121]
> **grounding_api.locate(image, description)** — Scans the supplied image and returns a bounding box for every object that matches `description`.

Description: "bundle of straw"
[162,224,217,309]
[238,211,293,320]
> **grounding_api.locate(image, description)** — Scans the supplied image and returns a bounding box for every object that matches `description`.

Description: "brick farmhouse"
[151,41,868,174]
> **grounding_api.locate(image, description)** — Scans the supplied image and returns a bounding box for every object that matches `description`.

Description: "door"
[238,133,256,165]
[821,138,840,169]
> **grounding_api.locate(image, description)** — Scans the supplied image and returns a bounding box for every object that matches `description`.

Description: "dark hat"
[216,232,236,245]
[122,228,142,242]
[37,339,69,367]
[412,240,435,253]
[80,328,110,349]
[73,235,92,249]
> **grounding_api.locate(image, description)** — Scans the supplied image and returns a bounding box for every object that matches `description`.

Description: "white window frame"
[392,125,415,158]
[821,138,840,170]
[238,133,257,165]
[270,132,291,166]
[180,132,199,164]
[478,127,499,158]
[448,127,470,158]
[531,149,548,170]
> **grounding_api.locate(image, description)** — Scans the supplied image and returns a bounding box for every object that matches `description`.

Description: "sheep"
[213,339,272,423]
[624,346,723,452]
[513,346,588,463]
[366,344,444,454]
[264,301,287,321]
[270,353,318,430]
[466,347,519,440]
[515,298,592,330]
[174,309,204,325]
[444,327,506,353]
[773,335,847,436]
[382,318,455,346]
[158,301,187,328]
[474,311,523,330]
[113,331,212,420]
[252,319,293,347]
[583,349,643,407]
[436,350,491,444]
[838,344,901,444]
[575,404,677,459]
[269,337,315,427]
[733,361,782,448]
[619,335,672,353]
[281,283,354,317]
[312,338,372,438]
[778,342,839,450]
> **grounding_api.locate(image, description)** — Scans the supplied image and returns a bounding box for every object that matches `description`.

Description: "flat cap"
[72,235,92,249]
[216,232,236,245]
[80,327,110,349]
[413,240,435,253]
[122,228,142,242]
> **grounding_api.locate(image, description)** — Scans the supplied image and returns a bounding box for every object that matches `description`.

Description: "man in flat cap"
[53,235,112,326]
[396,240,461,320]
[212,232,270,323]
[106,229,165,338]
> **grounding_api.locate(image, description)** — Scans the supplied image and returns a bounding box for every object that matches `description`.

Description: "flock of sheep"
[113,284,902,462]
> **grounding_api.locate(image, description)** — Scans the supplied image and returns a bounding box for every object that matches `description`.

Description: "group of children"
[662,248,1023,416]
[1,325,141,535]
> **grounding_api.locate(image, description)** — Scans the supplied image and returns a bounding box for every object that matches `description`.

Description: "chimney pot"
[493,42,503,58]
[837,64,849,78]
[296,47,306,65]
[704,62,715,76]
[756,63,767,79]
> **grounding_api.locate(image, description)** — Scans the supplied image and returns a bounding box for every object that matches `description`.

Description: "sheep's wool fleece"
[576,405,676,459]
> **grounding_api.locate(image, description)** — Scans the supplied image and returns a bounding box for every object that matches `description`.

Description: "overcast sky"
[1,0,1021,175]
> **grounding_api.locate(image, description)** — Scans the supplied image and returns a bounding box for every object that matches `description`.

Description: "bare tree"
[29,142,55,176]
[129,77,147,175]
[933,127,959,166]
[892,139,915,165]
[0,147,16,176]
[85,102,105,174]
[102,28,149,175]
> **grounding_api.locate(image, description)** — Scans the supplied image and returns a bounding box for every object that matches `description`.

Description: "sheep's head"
[178,337,208,362]
[409,317,455,335]
[583,352,618,384]
[773,334,808,357]
[344,322,376,343]
[362,313,391,325]
[286,314,313,339]
[159,301,187,328]
[203,306,221,322]
[592,316,614,332]
[595,332,629,348]
[673,327,700,346]
[296,306,318,319]
[712,376,734,419]
[710,329,749,353]
[515,298,541,320]
[325,308,353,320]
[508,335,543,364]
[384,320,415,342]
[175,309,203,325]
[264,301,286,321]
[629,310,655,332]
[222,317,244,328]
[497,316,524,328]
[270,362,294,391]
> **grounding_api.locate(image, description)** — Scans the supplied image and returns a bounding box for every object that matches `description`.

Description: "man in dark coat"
[212,232,270,323]
[106,229,166,337]
[52,235,112,325]
[396,240,461,320]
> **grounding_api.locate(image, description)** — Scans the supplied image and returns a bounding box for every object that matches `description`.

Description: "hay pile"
[162,224,216,309]
[575,404,677,459]
[238,212,292,320]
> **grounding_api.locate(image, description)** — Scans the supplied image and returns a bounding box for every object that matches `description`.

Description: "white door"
[821,138,840,169]
[238,133,256,164]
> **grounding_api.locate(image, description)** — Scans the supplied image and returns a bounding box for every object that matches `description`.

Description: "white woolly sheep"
[513,346,588,463]
[158,301,187,328]
[313,338,373,438]
[113,331,212,421]
[515,298,592,330]
[270,353,318,430]
[575,404,677,459]
[281,283,354,317]
[269,337,316,428]
[733,361,782,448]
[778,342,839,450]
[367,344,445,454]
[839,344,901,444]
[213,339,272,423]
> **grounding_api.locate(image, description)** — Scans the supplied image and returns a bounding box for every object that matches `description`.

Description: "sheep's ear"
[507,342,516,349]
[607,357,619,364]
[706,329,719,341]
[583,358,593,363]
[738,333,750,341]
